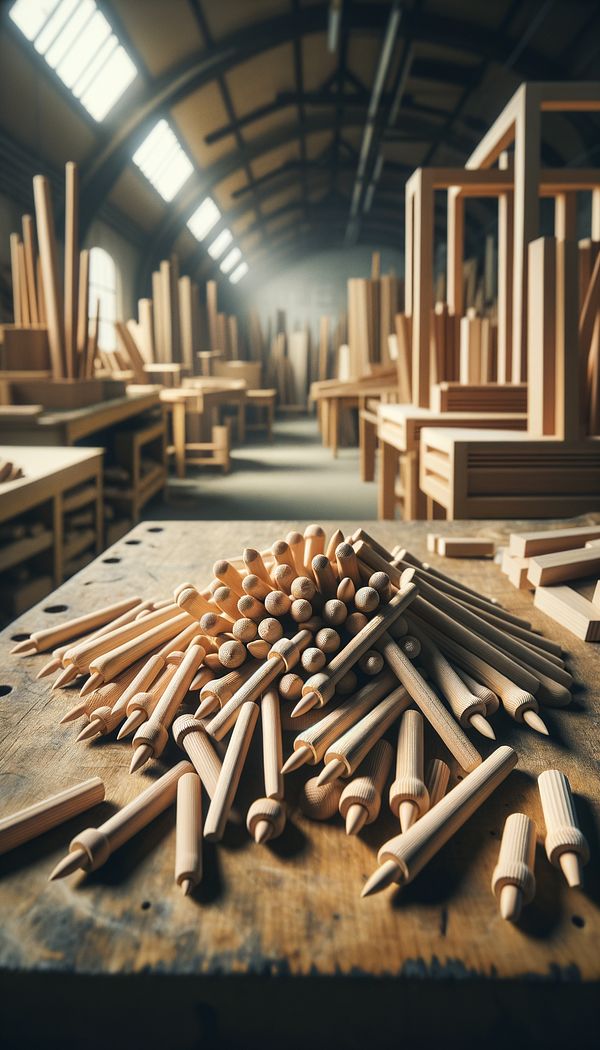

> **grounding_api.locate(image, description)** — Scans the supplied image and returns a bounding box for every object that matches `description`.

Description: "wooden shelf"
[0,529,52,573]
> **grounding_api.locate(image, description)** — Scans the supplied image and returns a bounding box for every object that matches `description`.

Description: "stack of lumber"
[501,524,600,641]
[347,253,402,378]
[123,257,205,374]
[8,523,589,916]
[4,162,99,382]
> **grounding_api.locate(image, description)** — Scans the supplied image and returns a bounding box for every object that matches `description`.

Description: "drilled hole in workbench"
[571,915,585,928]
[0,685,13,697]
[43,605,68,614]
[11,633,29,642]
[141,900,152,910]
[102,557,121,564]
[147,527,163,532]
[125,540,141,545]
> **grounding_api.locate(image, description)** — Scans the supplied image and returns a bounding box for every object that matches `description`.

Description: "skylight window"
[9,0,137,122]
[132,119,194,202]
[229,261,249,285]
[220,247,242,275]
[187,197,221,242]
[208,228,233,260]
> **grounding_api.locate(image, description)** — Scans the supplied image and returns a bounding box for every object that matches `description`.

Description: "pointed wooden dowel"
[207,630,311,741]
[362,746,518,897]
[194,661,260,718]
[422,618,549,737]
[325,528,344,565]
[81,612,193,695]
[337,578,356,604]
[407,616,495,739]
[130,643,206,772]
[0,778,104,855]
[312,554,338,599]
[492,812,536,922]
[452,666,500,716]
[376,631,482,773]
[286,531,311,577]
[117,663,179,739]
[389,710,429,832]
[175,772,202,895]
[214,559,246,598]
[242,548,273,586]
[79,655,165,739]
[538,769,589,888]
[48,761,193,879]
[212,586,238,621]
[282,672,396,774]
[339,739,393,835]
[272,539,297,574]
[304,524,326,575]
[67,604,186,676]
[10,597,141,655]
[40,602,152,680]
[204,702,259,842]
[293,584,417,718]
[318,685,410,786]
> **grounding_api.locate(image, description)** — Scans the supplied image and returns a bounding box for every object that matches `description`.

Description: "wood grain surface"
[0,518,598,1046]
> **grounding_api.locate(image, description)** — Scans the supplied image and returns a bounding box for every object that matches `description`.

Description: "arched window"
[89,247,118,351]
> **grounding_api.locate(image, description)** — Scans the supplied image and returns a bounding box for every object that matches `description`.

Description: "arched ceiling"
[1,0,599,295]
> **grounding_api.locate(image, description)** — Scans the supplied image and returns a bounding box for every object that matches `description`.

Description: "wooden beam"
[33,175,65,379]
[64,161,79,379]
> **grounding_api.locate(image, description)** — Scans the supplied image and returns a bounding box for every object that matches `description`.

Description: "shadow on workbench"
[0,973,598,1050]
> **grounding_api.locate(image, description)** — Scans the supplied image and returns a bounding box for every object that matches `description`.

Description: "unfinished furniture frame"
[376,404,527,520]
[419,427,600,519]
[182,378,246,444]
[0,446,103,620]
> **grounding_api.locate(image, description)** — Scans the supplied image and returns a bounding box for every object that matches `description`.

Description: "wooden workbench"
[0,388,162,446]
[0,519,598,1050]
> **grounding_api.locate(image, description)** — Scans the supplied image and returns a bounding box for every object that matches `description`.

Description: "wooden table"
[0,389,162,446]
[0,519,598,1050]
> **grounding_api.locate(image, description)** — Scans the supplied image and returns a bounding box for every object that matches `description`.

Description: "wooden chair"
[160,389,230,478]
[213,360,276,441]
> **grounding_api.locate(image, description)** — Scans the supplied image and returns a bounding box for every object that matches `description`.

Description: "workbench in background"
[0,519,598,1050]
[0,445,103,622]
[0,388,167,538]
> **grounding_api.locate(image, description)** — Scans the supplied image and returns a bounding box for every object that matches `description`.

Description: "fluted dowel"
[204,702,259,842]
[389,710,429,831]
[492,812,537,921]
[538,769,589,887]
[339,740,393,835]
[0,778,105,855]
[175,772,202,895]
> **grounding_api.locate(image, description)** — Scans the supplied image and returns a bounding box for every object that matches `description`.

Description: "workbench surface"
[0,519,598,1048]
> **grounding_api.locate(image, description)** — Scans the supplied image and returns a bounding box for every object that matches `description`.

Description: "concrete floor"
[147,416,377,520]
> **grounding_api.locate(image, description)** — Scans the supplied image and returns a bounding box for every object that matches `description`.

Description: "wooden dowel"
[318,685,411,785]
[204,702,259,842]
[312,554,338,599]
[407,616,495,739]
[425,758,450,808]
[176,584,217,619]
[69,604,189,675]
[212,585,239,621]
[389,710,429,831]
[82,612,193,692]
[173,715,223,799]
[294,584,417,717]
[242,548,272,586]
[76,248,89,365]
[285,531,310,577]
[452,597,563,659]
[130,643,206,770]
[17,241,31,324]
[281,671,396,774]
[335,542,362,587]
[9,233,22,324]
[195,661,260,718]
[261,687,283,802]
[538,769,589,888]
[377,631,482,773]
[33,175,65,379]
[207,631,311,740]
[49,761,193,879]
[80,655,165,739]
[300,777,343,820]
[175,771,202,895]
[452,665,500,716]
[492,812,536,921]
[117,663,180,739]
[0,778,104,856]
[304,524,326,570]
[362,746,517,896]
[339,739,393,835]
[11,597,141,655]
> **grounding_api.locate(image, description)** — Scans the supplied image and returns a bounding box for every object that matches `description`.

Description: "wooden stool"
[161,389,230,477]
[246,389,276,441]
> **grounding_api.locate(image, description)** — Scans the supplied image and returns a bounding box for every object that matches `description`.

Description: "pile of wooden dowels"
[6,525,589,915]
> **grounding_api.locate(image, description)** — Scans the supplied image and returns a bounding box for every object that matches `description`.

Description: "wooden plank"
[446,189,464,316]
[9,233,22,325]
[177,277,194,371]
[411,169,434,407]
[527,237,556,435]
[527,546,600,586]
[21,215,39,325]
[436,537,495,558]
[75,248,89,372]
[160,259,173,363]
[33,175,65,379]
[534,584,600,641]
[63,161,79,380]
[152,270,164,363]
[509,524,600,558]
